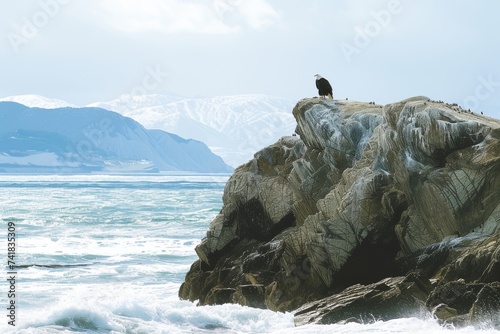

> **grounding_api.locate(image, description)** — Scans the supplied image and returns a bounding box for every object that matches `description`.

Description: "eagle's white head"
[314,74,323,80]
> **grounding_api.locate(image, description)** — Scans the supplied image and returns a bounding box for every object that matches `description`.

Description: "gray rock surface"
[179,97,500,327]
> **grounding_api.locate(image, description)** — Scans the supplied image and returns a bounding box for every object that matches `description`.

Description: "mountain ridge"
[0,94,77,109]
[88,94,296,167]
[0,101,233,173]
[1,93,297,167]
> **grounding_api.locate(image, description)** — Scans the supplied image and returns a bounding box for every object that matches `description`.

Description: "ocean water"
[0,174,498,334]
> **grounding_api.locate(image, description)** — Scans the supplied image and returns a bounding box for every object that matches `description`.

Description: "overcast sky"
[1,1,500,117]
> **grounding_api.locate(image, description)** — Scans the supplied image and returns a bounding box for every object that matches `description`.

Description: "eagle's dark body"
[314,74,333,99]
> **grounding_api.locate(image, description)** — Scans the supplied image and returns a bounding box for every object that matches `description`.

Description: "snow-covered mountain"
[0,93,297,168]
[0,102,233,173]
[88,94,296,167]
[87,94,185,114]
[0,94,77,109]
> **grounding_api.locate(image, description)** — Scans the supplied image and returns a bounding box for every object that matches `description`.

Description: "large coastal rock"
[179,97,500,326]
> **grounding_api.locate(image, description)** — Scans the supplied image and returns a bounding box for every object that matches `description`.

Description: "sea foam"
[1,175,498,334]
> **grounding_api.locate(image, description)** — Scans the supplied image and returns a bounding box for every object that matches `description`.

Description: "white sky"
[1,0,500,117]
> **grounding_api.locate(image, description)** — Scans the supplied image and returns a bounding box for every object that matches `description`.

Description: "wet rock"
[294,273,431,325]
[232,284,266,309]
[434,232,500,283]
[432,304,459,321]
[469,283,500,329]
[426,280,483,315]
[424,281,500,329]
[205,287,236,305]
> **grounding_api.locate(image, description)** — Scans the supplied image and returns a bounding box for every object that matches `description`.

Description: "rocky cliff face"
[179,97,500,327]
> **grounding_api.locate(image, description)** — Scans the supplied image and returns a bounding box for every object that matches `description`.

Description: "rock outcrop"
[179,97,500,328]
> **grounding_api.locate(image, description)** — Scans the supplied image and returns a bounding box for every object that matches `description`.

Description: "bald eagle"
[314,74,333,99]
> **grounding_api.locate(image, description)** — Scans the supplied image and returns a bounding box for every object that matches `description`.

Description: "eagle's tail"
[327,93,333,99]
